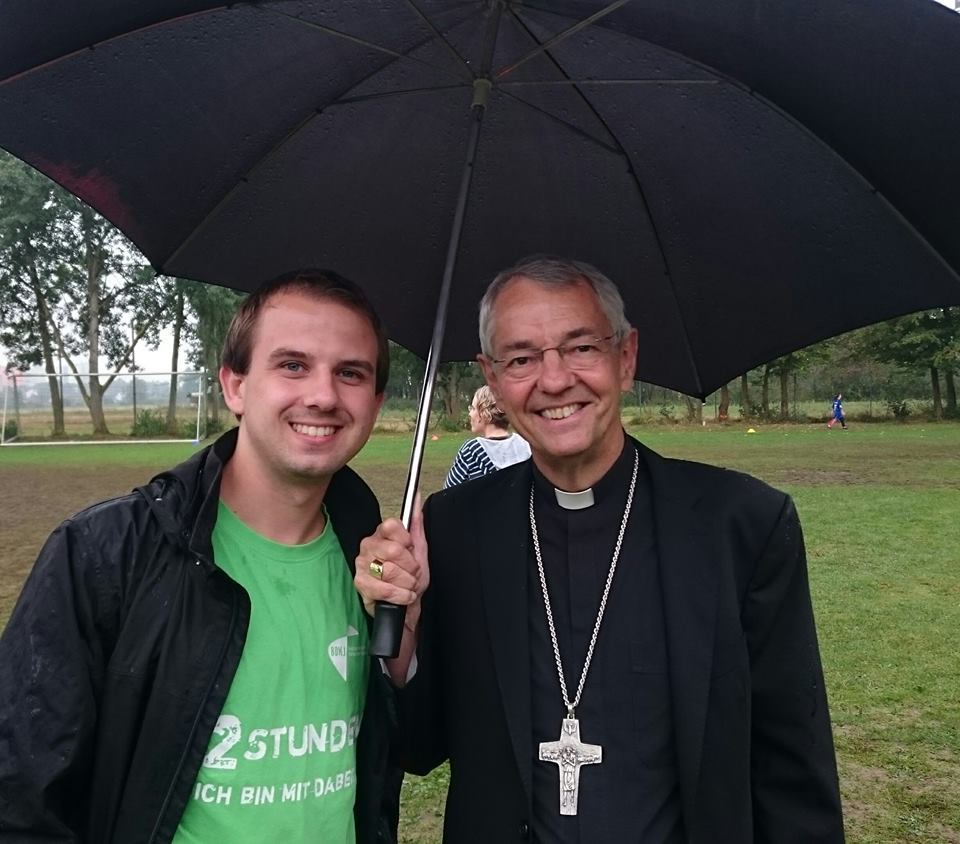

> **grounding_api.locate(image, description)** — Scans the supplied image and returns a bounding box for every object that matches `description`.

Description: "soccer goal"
[1,370,208,446]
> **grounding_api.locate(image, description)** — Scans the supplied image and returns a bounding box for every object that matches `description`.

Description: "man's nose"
[537,348,576,392]
[303,370,338,410]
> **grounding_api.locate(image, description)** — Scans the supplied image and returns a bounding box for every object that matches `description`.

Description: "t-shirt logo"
[327,625,362,681]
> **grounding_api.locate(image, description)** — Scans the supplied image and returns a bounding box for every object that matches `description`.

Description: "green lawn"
[2,420,958,841]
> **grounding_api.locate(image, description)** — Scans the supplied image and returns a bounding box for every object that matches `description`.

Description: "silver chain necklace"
[531,447,639,816]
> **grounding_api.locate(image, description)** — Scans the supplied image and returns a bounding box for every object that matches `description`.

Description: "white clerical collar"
[553,487,595,510]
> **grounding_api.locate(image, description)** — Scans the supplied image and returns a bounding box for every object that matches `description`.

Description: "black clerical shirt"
[528,438,685,843]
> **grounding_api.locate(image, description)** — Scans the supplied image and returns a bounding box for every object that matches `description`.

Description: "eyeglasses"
[491,334,617,381]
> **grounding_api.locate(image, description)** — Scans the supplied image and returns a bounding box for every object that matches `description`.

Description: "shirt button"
[519,821,530,839]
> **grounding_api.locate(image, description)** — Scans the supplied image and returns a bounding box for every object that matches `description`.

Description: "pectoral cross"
[538,717,602,816]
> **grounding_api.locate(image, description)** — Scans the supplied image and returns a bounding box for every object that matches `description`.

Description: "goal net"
[1,370,208,446]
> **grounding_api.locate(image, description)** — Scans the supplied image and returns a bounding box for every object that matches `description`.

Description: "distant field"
[2,421,958,842]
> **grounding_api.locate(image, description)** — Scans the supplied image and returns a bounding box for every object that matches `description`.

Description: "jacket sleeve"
[0,520,114,841]
[743,496,845,842]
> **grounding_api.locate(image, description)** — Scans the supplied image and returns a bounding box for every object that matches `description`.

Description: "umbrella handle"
[370,602,406,659]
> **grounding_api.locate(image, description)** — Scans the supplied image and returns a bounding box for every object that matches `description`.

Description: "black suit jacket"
[397,438,843,843]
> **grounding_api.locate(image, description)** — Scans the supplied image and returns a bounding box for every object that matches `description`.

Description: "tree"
[385,343,426,403]
[717,382,731,421]
[184,281,244,429]
[1,152,180,436]
[860,309,959,419]
[164,280,187,435]
[0,154,70,435]
[768,345,830,420]
[435,361,480,428]
[52,203,177,435]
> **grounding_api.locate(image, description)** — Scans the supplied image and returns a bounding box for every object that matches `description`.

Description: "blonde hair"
[472,385,508,430]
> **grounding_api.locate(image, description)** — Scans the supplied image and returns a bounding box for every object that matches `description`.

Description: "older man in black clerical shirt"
[356,256,845,843]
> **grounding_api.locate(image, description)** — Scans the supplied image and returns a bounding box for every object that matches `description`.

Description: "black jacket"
[398,439,843,842]
[0,429,397,843]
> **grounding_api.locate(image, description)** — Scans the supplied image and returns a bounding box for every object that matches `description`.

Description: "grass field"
[1,420,958,842]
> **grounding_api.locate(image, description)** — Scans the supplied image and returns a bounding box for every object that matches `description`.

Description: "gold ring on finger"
[369,560,384,580]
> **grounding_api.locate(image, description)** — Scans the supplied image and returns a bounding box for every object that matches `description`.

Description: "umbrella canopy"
[2,0,960,399]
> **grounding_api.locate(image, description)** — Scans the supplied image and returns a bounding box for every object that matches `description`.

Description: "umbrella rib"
[500,7,705,396]
[256,4,473,84]
[494,0,633,80]
[499,79,718,87]
[160,9,489,271]
[333,84,469,106]
[160,108,324,270]
[0,7,227,87]
[495,89,623,157]
[403,0,476,79]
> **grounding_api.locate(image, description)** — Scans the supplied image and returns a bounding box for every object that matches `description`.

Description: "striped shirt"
[444,434,531,488]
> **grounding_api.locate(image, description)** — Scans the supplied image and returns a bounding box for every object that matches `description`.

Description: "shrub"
[2,419,18,440]
[131,409,167,437]
[886,399,911,421]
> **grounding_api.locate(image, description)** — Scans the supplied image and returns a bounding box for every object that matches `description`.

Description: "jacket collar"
[141,427,375,577]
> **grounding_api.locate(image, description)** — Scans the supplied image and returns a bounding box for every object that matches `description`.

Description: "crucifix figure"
[538,717,602,816]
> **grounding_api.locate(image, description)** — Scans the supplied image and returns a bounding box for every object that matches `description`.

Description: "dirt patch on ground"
[0,465,155,626]
[770,468,865,485]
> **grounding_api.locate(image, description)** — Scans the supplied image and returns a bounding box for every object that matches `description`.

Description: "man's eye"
[506,355,534,369]
[570,343,599,355]
[282,361,305,372]
[339,369,364,381]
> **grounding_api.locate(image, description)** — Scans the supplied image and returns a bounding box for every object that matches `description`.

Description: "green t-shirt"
[173,502,370,844]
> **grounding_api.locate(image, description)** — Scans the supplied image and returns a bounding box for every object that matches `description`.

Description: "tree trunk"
[436,363,464,426]
[684,395,702,422]
[779,368,790,420]
[32,281,65,436]
[945,368,957,415]
[761,365,771,418]
[207,348,221,428]
[84,216,110,434]
[930,366,943,419]
[88,377,110,434]
[166,288,184,435]
[739,374,752,419]
[718,384,731,421]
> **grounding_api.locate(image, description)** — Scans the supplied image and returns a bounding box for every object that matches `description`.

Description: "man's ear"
[220,366,246,417]
[619,328,639,391]
[477,353,499,400]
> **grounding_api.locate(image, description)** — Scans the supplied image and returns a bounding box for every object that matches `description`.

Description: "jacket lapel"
[639,442,718,829]
[477,462,535,803]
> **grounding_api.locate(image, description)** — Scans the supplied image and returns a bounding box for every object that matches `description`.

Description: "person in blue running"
[828,392,847,429]
[444,385,531,488]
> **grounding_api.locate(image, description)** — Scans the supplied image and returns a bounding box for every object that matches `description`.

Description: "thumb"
[410,491,428,566]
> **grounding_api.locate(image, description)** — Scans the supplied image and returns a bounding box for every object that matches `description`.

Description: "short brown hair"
[222,268,390,394]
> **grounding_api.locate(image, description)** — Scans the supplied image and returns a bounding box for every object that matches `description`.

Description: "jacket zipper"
[146,580,239,844]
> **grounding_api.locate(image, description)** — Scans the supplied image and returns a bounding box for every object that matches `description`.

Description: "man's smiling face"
[221,290,384,488]
[479,276,637,488]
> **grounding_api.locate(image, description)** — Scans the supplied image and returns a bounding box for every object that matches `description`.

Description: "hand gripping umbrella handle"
[370,602,407,659]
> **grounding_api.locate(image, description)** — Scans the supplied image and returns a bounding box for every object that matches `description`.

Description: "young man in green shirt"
[0,270,407,843]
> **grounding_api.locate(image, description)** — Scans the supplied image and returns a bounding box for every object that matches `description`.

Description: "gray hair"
[478,255,632,356]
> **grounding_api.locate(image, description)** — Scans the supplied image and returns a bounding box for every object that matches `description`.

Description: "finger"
[358,537,417,575]
[376,517,414,546]
[369,559,418,593]
[409,493,430,591]
[362,580,419,608]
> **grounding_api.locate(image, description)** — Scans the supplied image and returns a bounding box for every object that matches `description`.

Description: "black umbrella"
[3,0,960,653]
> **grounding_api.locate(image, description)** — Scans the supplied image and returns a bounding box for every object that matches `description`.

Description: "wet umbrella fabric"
[1,0,959,399]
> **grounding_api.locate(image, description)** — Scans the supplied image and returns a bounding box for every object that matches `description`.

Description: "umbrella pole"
[369,36,500,661]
